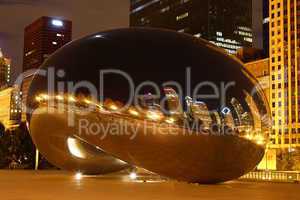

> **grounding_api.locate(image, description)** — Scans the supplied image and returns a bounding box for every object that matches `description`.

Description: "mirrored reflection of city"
[1,1,300,199]
[27,28,271,183]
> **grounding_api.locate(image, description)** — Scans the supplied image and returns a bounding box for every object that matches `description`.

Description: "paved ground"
[0,171,299,200]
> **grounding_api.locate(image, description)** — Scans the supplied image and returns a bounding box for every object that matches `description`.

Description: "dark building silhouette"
[236,47,265,63]
[23,16,72,72]
[263,0,269,57]
[130,0,263,55]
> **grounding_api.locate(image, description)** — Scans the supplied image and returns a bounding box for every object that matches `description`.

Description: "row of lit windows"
[271,56,282,63]
[272,128,300,135]
[176,12,189,21]
[272,108,300,117]
[271,11,281,18]
[270,138,300,145]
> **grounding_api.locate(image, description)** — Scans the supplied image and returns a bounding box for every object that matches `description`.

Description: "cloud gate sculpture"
[26,28,270,184]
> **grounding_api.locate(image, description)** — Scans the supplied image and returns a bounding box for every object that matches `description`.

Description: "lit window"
[52,19,63,27]
[176,12,189,21]
[194,33,201,38]
[160,6,170,13]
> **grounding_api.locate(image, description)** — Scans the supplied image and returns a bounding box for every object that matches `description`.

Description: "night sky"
[0,0,129,82]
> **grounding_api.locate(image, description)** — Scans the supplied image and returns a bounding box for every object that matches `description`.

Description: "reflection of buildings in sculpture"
[221,107,235,129]
[20,70,38,122]
[231,97,245,125]
[211,111,222,127]
[190,101,212,130]
[230,97,253,132]
[0,87,22,129]
[244,91,263,132]
[163,87,183,115]
[138,93,160,110]
[0,49,11,87]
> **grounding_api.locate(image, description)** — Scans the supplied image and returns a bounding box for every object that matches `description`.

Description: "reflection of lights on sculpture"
[109,104,118,111]
[84,99,92,104]
[128,109,139,116]
[68,96,76,102]
[67,137,85,159]
[96,104,104,111]
[165,117,175,124]
[40,94,49,100]
[95,34,104,38]
[255,135,265,145]
[75,172,83,180]
[243,134,265,145]
[244,134,252,140]
[56,95,64,101]
[129,172,137,180]
[146,111,162,121]
[36,94,49,102]
[35,96,43,102]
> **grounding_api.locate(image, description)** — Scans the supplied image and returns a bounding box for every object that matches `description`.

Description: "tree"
[0,124,10,168]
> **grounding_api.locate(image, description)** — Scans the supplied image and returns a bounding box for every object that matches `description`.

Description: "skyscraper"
[130,0,263,54]
[23,16,72,72]
[269,0,300,149]
[0,49,11,87]
[21,16,72,121]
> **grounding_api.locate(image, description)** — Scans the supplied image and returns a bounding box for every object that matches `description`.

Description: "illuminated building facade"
[0,49,11,87]
[23,16,72,72]
[244,58,274,170]
[244,58,270,102]
[269,0,300,149]
[0,87,22,129]
[130,0,263,54]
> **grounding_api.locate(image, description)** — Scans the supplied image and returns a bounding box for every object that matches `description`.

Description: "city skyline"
[130,0,265,55]
[0,0,129,82]
[0,1,300,197]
